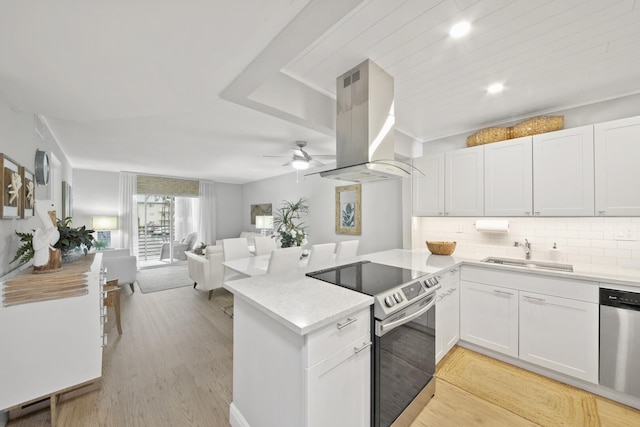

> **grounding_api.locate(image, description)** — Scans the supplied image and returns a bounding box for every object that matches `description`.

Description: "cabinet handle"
[438,212,443,216]
[493,290,514,296]
[524,295,546,302]
[354,342,372,354]
[597,210,606,216]
[524,211,531,216]
[534,211,541,216]
[444,212,449,216]
[337,317,357,329]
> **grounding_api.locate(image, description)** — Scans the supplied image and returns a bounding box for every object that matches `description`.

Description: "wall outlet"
[615,225,637,241]
[456,224,464,233]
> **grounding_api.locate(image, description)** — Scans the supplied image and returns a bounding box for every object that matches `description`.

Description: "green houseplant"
[11,217,95,266]
[272,198,309,248]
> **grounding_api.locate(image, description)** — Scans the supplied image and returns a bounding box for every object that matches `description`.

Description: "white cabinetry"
[445,145,484,216]
[412,153,445,216]
[460,280,518,357]
[459,266,599,384]
[532,125,594,216]
[435,268,460,363]
[594,116,640,216]
[230,299,371,427]
[484,136,533,216]
[519,292,598,383]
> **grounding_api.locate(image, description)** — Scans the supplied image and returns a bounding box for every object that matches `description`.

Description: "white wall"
[242,170,403,256]
[72,169,120,244]
[0,93,72,277]
[215,182,244,241]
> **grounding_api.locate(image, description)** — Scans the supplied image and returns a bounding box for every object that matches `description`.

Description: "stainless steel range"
[306,260,440,427]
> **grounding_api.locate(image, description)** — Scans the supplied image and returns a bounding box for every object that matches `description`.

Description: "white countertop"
[223,248,640,337]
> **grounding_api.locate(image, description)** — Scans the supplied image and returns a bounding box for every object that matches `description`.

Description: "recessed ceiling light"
[487,82,504,94]
[450,21,471,39]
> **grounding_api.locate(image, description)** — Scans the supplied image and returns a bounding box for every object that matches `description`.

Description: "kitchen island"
[224,249,640,426]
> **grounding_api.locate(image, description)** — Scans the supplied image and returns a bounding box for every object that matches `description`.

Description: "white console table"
[0,253,104,425]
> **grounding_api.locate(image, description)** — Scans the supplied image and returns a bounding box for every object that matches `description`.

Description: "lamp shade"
[92,216,118,230]
[255,215,273,229]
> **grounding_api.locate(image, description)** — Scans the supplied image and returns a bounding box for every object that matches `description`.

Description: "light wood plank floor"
[7,283,640,426]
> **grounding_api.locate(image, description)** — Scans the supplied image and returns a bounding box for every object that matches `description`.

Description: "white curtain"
[198,181,217,245]
[118,172,139,257]
[175,197,199,241]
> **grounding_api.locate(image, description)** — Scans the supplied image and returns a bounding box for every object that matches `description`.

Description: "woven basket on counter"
[511,116,564,138]
[426,241,456,255]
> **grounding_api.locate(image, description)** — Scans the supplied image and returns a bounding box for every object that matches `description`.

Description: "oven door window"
[375,306,435,426]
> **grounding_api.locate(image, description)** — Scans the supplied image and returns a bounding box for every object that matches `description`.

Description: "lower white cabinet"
[460,280,519,357]
[459,266,599,384]
[519,291,598,383]
[230,299,371,427]
[435,268,460,363]
[306,333,371,427]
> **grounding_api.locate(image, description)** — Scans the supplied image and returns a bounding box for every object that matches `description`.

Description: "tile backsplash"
[413,217,640,270]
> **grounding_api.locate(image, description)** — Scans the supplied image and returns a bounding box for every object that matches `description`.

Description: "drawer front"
[306,307,371,367]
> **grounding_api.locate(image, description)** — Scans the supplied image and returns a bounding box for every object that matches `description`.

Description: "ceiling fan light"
[292,158,309,170]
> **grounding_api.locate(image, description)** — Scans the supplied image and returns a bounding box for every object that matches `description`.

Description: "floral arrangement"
[272,198,309,248]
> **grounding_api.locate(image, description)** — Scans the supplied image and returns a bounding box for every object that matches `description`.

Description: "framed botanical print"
[20,167,35,218]
[1,154,21,219]
[335,184,361,235]
[250,203,272,225]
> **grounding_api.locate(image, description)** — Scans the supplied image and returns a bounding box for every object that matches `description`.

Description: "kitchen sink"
[481,257,574,272]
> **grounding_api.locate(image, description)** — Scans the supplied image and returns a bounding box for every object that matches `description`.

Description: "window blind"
[136,175,199,196]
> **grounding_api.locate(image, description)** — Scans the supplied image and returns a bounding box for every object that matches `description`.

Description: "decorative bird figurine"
[33,199,60,267]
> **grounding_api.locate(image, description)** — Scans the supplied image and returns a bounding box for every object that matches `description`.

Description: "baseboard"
[229,402,251,427]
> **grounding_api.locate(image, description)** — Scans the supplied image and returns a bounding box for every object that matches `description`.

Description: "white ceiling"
[1,0,639,184]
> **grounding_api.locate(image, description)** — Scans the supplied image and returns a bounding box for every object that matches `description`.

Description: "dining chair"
[335,240,359,261]
[266,247,302,274]
[306,243,337,267]
[222,238,251,281]
[254,236,277,256]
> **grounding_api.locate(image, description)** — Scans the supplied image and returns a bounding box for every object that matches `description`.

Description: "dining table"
[222,253,309,277]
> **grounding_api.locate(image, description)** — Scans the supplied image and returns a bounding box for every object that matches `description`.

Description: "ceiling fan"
[263,141,336,170]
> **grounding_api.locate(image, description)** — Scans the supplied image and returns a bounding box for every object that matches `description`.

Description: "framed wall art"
[250,203,272,225]
[1,153,22,219]
[335,184,361,235]
[20,167,35,218]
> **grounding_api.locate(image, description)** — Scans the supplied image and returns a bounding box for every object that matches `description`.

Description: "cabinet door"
[484,137,533,216]
[436,269,460,364]
[460,280,518,357]
[519,292,598,383]
[412,153,445,216]
[445,146,484,216]
[532,125,594,216]
[594,116,640,216]
[306,334,371,427]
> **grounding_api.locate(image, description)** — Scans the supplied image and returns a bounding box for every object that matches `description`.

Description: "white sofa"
[215,231,262,248]
[101,249,137,292]
[186,250,224,300]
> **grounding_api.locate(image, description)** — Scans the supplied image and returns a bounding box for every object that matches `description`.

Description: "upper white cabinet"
[445,145,484,216]
[484,136,533,216]
[412,153,445,216]
[594,116,640,216]
[532,125,594,216]
[412,146,483,217]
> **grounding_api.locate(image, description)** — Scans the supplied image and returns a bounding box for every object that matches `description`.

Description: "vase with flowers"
[272,198,309,248]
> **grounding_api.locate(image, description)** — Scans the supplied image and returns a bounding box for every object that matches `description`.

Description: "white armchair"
[160,232,198,261]
[101,249,138,293]
[186,251,224,300]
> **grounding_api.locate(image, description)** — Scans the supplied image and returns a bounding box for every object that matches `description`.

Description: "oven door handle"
[376,293,436,337]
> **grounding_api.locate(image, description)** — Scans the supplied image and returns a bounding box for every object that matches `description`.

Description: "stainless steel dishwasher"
[600,288,640,398]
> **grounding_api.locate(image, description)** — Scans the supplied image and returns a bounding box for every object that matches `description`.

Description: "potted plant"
[11,217,95,266]
[272,198,309,248]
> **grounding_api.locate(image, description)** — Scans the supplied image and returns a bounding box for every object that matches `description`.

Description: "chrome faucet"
[514,239,531,260]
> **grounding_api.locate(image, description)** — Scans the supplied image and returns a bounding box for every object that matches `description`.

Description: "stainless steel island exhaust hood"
[319,59,413,183]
